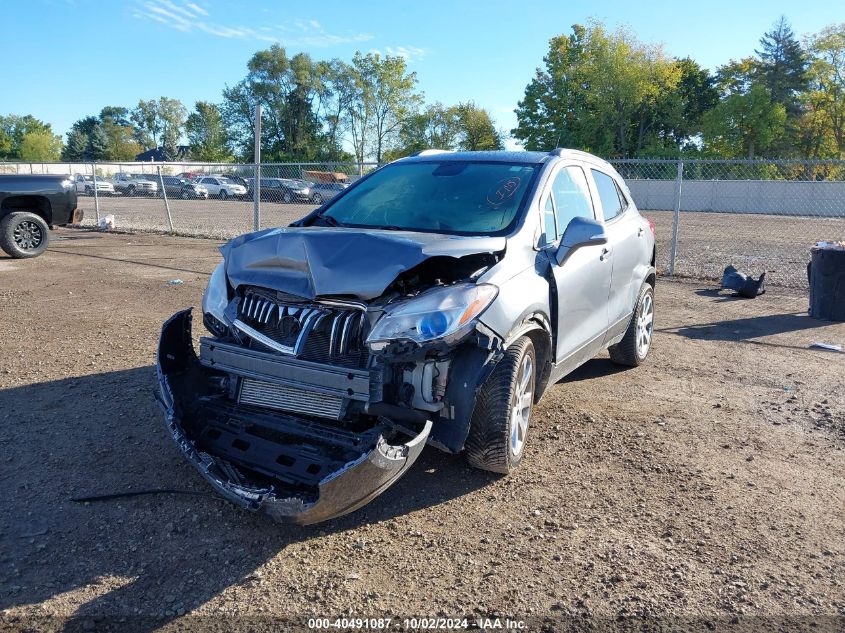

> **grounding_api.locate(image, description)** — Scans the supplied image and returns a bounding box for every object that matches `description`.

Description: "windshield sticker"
[486,177,522,207]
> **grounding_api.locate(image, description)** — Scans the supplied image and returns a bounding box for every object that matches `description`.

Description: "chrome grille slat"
[236,289,367,366]
[239,378,343,419]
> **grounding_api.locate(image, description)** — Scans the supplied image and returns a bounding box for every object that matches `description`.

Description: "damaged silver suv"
[157,149,656,524]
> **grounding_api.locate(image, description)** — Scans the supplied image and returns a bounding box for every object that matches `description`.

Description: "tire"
[464,336,536,474]
[0,212,50,259]
[219,190,228,201]
[181,189,190,200]
[312,193,324,204]
[282,191,293,204]
[127,185,136,197]
[84,186,92,196]
[609,282,654,367]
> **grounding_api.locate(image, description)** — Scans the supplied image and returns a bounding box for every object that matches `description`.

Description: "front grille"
[236,289,367,367]
[239,378,343,419]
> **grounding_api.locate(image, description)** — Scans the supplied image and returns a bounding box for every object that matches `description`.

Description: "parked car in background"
[157,148,657,524]
[196,176,247,200]
[112,173,158,197]
[247,178,312,204]
[309,181,348,204]
[157,176,208,200]
[74,174,115,196]
[0,174,81,258]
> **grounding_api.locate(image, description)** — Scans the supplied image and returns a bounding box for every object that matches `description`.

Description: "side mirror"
[555,216,608,266]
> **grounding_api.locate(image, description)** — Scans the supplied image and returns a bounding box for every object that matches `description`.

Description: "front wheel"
[609,282,654,367]
[181,189,190,200]
[0,212,50,258]
[312,193,324,204]
[219,190,228,201]
[464,336,536,474]
[127,186,136,197]
[282,191,293,204]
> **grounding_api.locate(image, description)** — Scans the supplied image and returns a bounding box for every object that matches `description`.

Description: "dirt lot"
[0,229,843,631]
[73,193,845,289]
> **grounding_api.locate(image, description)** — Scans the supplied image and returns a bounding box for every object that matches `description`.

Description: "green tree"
[346,52,423,163]
[0,115,54,159]
[19,130,63,161]
[63,129,88,161]
[807,23,845,156]
[456,102,503,150]
[702,83,786,158]
[512,22,684,156]
[186,101,232,161]
[220,80,256,160]
[756,17,810,116]
[386,102,461,159]
[87,123,110,161]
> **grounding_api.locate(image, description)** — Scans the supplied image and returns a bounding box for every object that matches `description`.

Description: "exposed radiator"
[238,378,344,420]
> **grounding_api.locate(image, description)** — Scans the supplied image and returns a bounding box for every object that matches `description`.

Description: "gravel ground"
[0,229,843,632]
[73,193,844,289]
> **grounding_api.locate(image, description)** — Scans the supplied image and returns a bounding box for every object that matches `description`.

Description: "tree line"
[0,46,502,164]
[513,18,845,159]
[1,17,843,163]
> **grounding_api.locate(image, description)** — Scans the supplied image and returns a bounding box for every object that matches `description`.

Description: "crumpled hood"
[221,227,506,300]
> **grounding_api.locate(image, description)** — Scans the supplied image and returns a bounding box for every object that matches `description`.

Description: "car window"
[591,170,624,221]
[549,165,595,238]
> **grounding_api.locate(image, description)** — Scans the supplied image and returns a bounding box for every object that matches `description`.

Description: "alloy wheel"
[13,220,43,250]
[636,291,654,358]
[510,353,534,457]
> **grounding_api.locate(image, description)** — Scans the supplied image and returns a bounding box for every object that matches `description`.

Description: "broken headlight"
[201,261,230,334]
[366,283,498,350]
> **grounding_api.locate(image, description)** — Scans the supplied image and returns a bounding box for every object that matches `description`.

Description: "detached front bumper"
[156,309,431,525]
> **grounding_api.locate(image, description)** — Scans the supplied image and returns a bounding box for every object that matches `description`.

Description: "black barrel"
[809,246,845,321]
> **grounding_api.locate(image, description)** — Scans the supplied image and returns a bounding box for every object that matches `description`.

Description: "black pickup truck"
[0,174,82,258]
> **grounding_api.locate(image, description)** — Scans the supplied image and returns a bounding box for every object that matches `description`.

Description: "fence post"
[91,163,101,223]
[157,165,174,233]
[253,104,262,232]
[668,160,684,276]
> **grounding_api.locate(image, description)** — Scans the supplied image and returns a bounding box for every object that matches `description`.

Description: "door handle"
[600,247,611,261]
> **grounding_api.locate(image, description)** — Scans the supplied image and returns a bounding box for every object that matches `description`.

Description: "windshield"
[321,161,538,235]
[218,177,235,184]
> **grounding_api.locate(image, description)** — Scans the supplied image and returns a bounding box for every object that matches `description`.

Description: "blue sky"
[1,0,843,149]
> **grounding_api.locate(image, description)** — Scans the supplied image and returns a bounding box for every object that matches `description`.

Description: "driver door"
[544,164,612,368]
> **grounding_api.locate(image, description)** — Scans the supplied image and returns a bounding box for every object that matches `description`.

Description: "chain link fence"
[2,158,843,288]
[0,161,378,240]
[611,159,845,288]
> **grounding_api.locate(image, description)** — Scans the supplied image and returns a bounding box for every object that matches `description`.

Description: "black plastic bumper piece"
[156,309,431,525]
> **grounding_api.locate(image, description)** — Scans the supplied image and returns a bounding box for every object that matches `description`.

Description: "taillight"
[647,218,655,236]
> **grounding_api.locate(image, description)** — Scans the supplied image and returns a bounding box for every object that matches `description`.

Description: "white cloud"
[385,45,427,62]
[133,1,373,47]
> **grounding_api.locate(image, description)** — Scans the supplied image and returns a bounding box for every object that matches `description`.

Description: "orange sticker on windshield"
[486,177,521,207]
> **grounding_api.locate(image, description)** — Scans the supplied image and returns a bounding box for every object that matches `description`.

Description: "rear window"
[591,170,625,221]
[322,161,539,235]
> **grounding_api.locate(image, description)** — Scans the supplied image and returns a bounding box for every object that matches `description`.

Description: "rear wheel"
[609,282,654,367]
[0,212,50,258]
[464,336,535,474]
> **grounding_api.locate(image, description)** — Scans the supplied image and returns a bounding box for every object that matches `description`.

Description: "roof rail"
[410,149,454,156]
[548,147,613,166]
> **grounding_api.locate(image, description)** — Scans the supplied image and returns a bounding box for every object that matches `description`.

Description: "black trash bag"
[721,265,766,298]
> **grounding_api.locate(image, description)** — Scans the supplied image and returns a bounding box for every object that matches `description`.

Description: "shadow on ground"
[0,367,493,631]
[658,309,831,352]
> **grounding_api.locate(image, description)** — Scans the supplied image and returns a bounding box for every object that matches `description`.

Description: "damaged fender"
[156,309,431,525]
